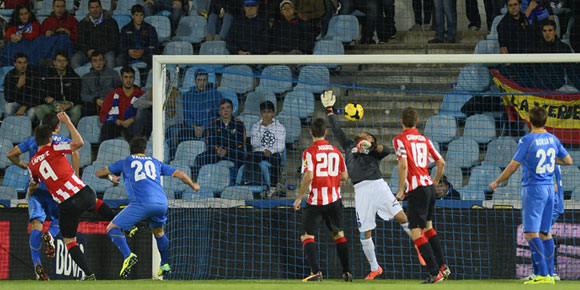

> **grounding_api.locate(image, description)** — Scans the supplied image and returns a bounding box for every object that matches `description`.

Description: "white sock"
[360,238,379,272]
[400,222,411,236]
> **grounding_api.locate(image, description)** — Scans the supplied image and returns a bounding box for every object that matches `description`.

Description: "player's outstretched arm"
[71,151,81,176]
[432,158,446,186]
[489,160,520,191]
[6,147,26,169]
[95,167,121,185]
[396,157,408,200]
[174,170,200,192]
[294,171,313,211]
[27,181,38,197]
[57,112,84,151]
[556,155,573,166]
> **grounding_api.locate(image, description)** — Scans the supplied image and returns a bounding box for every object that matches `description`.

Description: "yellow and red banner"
[491,69,580,144]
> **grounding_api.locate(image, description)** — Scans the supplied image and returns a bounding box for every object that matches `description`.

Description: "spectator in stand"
[294,0,325,39]
[522,0,554,43]
[165,70,222,158]
[249,101,286,193]
[227,0,270,55]
[410,0,433,31]
[40,0,78,43]
[429,0,457,43]
[143,0,189,33]
[526,19,571,52]
[4,53,42,120]
[36,50,82,125]
[191,99,246,181]
[499,0,531,54]
[116,4,159,78]
[81,51,122,116]
[4,3,40,43]
[99,66,145,142]
[72,0,119,69]
[361,0,397,44]
[206,0,236,41]
[465,0,505,31]
[270,0,314,54]
[435,176,461,200]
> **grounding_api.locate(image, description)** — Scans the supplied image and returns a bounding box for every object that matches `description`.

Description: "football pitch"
[1,280,580,290]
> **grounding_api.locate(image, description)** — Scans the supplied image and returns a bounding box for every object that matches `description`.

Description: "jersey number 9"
[315,152,340,177]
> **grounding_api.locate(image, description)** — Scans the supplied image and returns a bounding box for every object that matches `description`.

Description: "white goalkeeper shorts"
[354,179,403,232]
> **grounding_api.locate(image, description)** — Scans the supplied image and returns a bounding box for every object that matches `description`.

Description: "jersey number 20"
[132,160,157,181]
[316,152,340,177]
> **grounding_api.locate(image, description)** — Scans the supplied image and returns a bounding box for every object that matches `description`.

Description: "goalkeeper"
[321,90,425,280]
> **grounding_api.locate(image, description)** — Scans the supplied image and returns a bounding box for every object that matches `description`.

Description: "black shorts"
[58,186,96,239]
[406,185,437,229]
[302,199,344,236]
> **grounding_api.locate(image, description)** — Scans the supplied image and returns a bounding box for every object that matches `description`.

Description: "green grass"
[1,280,579,290]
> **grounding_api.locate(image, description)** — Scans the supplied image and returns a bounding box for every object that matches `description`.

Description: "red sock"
[95,199,104,211]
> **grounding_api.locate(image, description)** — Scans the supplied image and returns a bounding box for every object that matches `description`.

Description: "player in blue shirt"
[95,137,200,278]
[489,106,573,284]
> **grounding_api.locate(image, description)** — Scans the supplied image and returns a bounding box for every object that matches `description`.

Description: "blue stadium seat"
[114,0,144,16]
[37,0,54,16]
[235,164,269,193]
[474,40,500,54]
[432,165,463,188]
[78,0,112,14]
[572,187,580,201]
[446,137,480,168]
[237,115,260,137]
[0,186,18,199]
[459,165,500,200]
[313,40,345,68]
[242,91,276,116]
[439,91,473,119]
[81,165,112,193]
[390,166,400,193]
[280,90,315,120]
[77,116,102,144]
[3,165,28,192]
[200,40,229,55]
[455,65,490,92]
[493,167,522,200]
[294,65,330,94]
[0,116,32,144]
[77,143,92,169]
[164,165,190,194]
[216,89,239,116]
[74,64,92,78]
[114,66,140,86]
[221,186,254,200]
[483,137,517,168]
[561,166,580,192]
[218,65,255,94]
[113,14,132,31]
[0,138,14,169]
[103,186,129,200]
[173,140,206,167]
[94,139,130,166]
[173,16,207,43]
[487,15,504,40]
[569,150,580,169]
[187,163,230,198]
[146,140,170,162]
[423,114,457,144]
[255,65,293,94]
[463,114,496,144]
[163,41,194,55]
[324,15,359,43]
[277,115,301,143]
[144,16,171,43]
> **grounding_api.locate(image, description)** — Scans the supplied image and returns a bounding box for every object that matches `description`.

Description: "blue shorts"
[28,189,59,223]
[522,185,554,233]
[112,202,168,230]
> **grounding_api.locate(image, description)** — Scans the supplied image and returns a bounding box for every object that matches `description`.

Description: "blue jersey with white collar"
[106,154,176,204]
[512,130,569,187]
[18,134,71,191]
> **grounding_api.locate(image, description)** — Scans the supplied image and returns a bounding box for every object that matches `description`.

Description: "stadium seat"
[188,163,230,197]
[144,16,171,43]
[493,168,522,201]
[0,186,18,199]
[237,115,260,137]
[0,138,14,169]
[0,116,32,144]
[324,15,360,43]
[445,137,480,168]
[572,187,580,201]
[255,65,293,94]
[3,165,28,193]
[173,16,207,43]
[487,15,504,40]
[81,165,112,193]
[569,150,580,169]
[74,64,92,77]
[103,186,129,200]
[114,66,140,86]
[0,66,14,96]
[432,165,463,188]
[439,91,474,119]
[474,40,500,55]
[455,65,490,92]
[313,40,345,69]
[69,142,92,169]
[163,165,191,194]
[463,114,496,144]
[423,114,457,144]
[390,166,399,193]
[113,14,132,31]
[173,140,206,167]
[37,0,55,16]
[294,65,330,94]
[277,115,301,143]
[235,164,269,193]
[561,166,580,192]
[458,164,501,200]
[218,65,255,94]
[146,140,170,162]
[199,40,229,55]
[279,90,315,120]
[78,0,112,14]
[114,0,144,15]
[94,139,130,166]
[77,116,102,144]
[216,89,239,116]
[221,186,254,200]
[163,41,194,55]
[242,91,277,116]
[483,137,517,168]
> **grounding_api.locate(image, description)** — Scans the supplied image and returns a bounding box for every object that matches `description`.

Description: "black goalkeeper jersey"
[328,114,390,185]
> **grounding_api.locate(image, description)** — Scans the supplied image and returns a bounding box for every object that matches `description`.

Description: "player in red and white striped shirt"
[393,107,449,284]
[27,112,97,280]
[293,118,351,282]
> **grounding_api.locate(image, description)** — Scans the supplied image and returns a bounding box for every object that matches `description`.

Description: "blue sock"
[29,229,42,266]
[155,235,169,265]
[528,237,548,277]
[542,238,555,277]
[48,220,60,238]
[533,260,538,275]
[108,228,132,259]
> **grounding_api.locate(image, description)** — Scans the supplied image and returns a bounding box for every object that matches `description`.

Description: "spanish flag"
[491,69,580,144]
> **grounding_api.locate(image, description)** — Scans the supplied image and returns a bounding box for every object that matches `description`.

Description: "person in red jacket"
[99,66,144,142]
[4,3,40,42]
[40,0,79,43]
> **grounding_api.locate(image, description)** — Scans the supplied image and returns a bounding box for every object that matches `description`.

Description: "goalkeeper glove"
[356,140,375,151]
[321,90,336,114]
